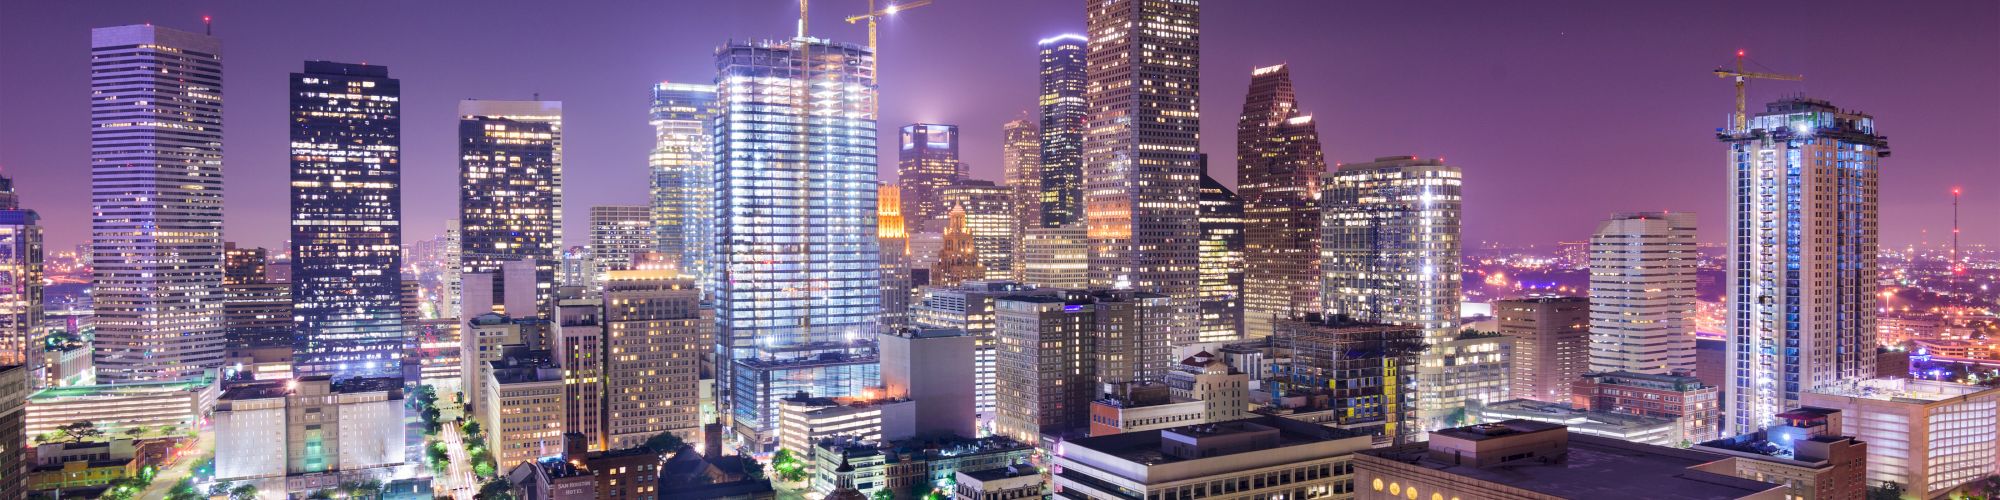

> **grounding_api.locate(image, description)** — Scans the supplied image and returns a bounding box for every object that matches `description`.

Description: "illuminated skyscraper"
[289,61,405,381]
[1084,0,1202,354]
[879,184,911,330]
[899,123,962,234]
[648,82,716,284]
[1723,98,1884,435]
[942,180,1015,281]
[89,24,226,383]
[589,204,651,284]
[712,38,881,447]
[1197,170,1244,342]
[1036,34,1088,228]
[1590,211,1699,375]
[1236,64,1326,338]
[0,175,42,384]
[458,100,563,319]
[934,206,985,288]
[1002,118,1040,282]
[1322,156,1463,430]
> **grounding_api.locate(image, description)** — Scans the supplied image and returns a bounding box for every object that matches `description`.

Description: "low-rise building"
[1693,407,1867,500]
[485,347,567,472]
[1087,352,1249,436]
[24,373,218,442]
[777,394,916,458]
[954,463,1041,500]
[211,376,407,494]
[1052,416,1376,500]
[1573,370,1720,444]
[1353,420,1787,500]
[1801,378,2000,499]
[507,456,597,500]
[812,435,1033,499]
[1469,399,1680,446]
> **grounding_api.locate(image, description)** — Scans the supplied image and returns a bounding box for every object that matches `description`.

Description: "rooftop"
[1363,431,1783,499]
[1475,399,1679,430]
[1811,377,1997,404]
[1063,415,1369,466]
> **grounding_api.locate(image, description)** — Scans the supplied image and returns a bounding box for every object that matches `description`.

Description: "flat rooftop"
[1811,377,1996,404]
[1364,433,1782,499]
[1065,415,1369,466]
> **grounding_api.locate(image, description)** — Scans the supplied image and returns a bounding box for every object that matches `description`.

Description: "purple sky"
[2,0,1995,253]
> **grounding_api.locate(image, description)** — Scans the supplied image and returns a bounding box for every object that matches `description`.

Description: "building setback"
[1590,211,1699,375]
[289,61,405,381]
[1723,98,1885,435]
[89,24,227,383]
[458,100,564,319]
[1236,63,1326,339]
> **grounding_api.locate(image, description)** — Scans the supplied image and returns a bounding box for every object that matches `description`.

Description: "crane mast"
[1714,50,1803,133]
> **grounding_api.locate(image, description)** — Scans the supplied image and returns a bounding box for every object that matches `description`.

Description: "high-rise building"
[1723,98,1886,435]
[601,270,705,449]
[90,24,226,383]
[223,243,268,286]
[1496,296,1590,403]
[1322,156,1464,430]
[1002,118,1040,282]
[900,123,962,234]
[1020,227,1089,290]
[1036,34,1088,228]
[1083,0,1202,355]
[993,290,1172,444]
[648,83,716,283]
[588,205,651,286]
[712,38,882,446]
[934,206,985,288]
[879,329,977,438]
[458,100,564,319]
[0,176,41,382]
[288,61,405,381]
[1197,170,1244,342]
[443,220,462,317]
[1236,64,1326,339]
[912,281,1059,424]
[0,365,24,498]
[942,180,1015,280]
[1271,314,1428,444]
[879,184,913,331]
[554,293,606,450]
[1590,211,1699,375]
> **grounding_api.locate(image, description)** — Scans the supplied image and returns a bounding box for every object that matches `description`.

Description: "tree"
[872,488,895,500]
[462,419,483,438]
[644,431,688,454]
[167,479,204,500]
[230,484,261,500]
[1866,481,1903,500]
[58,420,103,442]
[478,479,518,500]
[770,448,809,482]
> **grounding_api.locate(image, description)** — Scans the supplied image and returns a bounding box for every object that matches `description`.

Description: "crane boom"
[1714,50,1803,133]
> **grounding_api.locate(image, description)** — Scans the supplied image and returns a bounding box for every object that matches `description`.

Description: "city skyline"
[2,0,1993,254]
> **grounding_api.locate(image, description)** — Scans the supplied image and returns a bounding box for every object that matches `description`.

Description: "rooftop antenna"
[203,15,212,35]
[1952,187,1964,276]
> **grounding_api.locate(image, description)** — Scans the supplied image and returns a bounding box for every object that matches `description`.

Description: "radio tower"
[1953,187,1964,276]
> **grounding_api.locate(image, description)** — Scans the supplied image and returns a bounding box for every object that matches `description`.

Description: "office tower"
[223,276,292,349]
[0,176,41,380]
[942,180,1015,280]
[288,61,405,381]
[0,365,23,499]
[1197,170,1244,342]
[913,281,1058,424]
[560,246,592,289]
[1723,98,1886,435]
[1496,296,1590,403]
[444,220,463,317]
[1020,227,1089,290]
[1084,0,1202,351]
[879,184,912,330]
[89,24,226,383]
[601,270,704,449]
[993,290,1172,444]
[648,82,716,282]
[1272,315,1427,444]
[1589,212,1700,376]
[900,124,962,233]
[1036,34,1088,228]
[712,38,881,446]
[879,329,977,438]
[935,206,985,287]
[1322,156,1464,430]
[589,204,651,284]
[554,293,606,450]
[459,100,563,318]
[1236,64,1326,338]
[1002,118,1040,282]
[223,243,267,285]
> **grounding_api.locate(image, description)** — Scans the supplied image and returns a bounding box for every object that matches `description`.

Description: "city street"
[433,392,478,499]
[136,428,214,500]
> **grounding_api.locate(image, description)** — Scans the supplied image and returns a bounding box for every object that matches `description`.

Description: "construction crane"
[847,0,934,75]
[1714,50,1803,133]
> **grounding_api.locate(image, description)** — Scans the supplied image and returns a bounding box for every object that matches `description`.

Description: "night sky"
[2,0,1994,253]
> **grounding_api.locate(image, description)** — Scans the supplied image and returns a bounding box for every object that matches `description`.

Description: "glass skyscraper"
[0,174,42,385]
[1036,34,1087,228]
[1723,97,1885,435]
[1237,63,1327,339]
[89,25,226,383]
[898,123,962,234]
[712,38,882,448]
[289,61,405,381]
[1198,170,1244,342]
[458,100,563,319]
[648,82,716,285]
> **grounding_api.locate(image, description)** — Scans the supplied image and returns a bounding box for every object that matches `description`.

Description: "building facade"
[648,82,716,284]
[1271,315,1427,444]
[1019,227,1089,290]
[1036,34,1088,229]
[1495,296,1590,403]
[0,176,42,384]
[588,204,651,286]
[90,24,227,384]
[1353,421,1787,500]
[1002,118,1040,283]
[1590,211,1699,375]
[942,181,1016,281]
[900,124,962,234]
[1197,171,1244,343]
[1573,370,1721,445]
[1054,416,1377,500]
[459,100,564,319]
[1236,63,1326,339]
[880,184,912,331]
[1801,378,2000,498]
[602,269,705,449]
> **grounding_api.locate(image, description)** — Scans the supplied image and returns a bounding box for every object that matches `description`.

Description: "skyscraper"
[1724,98,1885,435]
[879,184,912,330]
[458,100,563,319]
[1036,34,1088,228]
[1197,170,1244,342]
[601,270,705,449]
[289,61,405,381]
[1084,0,1202,353]
[1002,118,1041,282]
[0,175,42,383]
[1322,156,1463,430]
[934,206,985,288]
[942,180,1015,280]
[1271,314,1426,444]
[1237,64,1326,338]
[993,290,1173,444]
[589,204,651,284]
[899,123,962,234]
[90,24,226,383]
[712,38,882,446]
[648,82,716,284]
[1496,296,1591,403]
[1590,211,1699,375]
